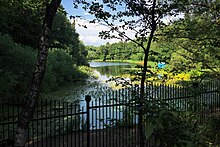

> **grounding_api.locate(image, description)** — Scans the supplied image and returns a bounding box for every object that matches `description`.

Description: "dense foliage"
[142,97,220,146]
[0,34,89,100]
[162,12,220,79]
[87,40,173,63]
[0,0,44,48]
[43,49,89,91]
[87,41,144,61]
[0,34,36,100]
[82,0,220,145]
[51,10,88,66]
[0,0,89,101]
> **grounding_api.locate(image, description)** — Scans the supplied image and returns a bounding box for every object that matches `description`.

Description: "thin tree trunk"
[138,0,156,146]
[14,0,61,146]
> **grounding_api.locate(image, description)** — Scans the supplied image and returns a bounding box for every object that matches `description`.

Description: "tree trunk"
[138,0,156,146]
[14,0,61,146]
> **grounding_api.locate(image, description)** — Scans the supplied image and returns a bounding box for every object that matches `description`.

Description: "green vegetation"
[0,0,219,146]
[1,0,218,102]
[86,42,144,61]
[142,98,220,146]
[84,0,219,84]
[87,42,144,61]
[82,3,220,145]
[43,49,90,91]
[0,34,91,101]
[86,10,220,83]
[0,1,90,101]
[0,34,36,100]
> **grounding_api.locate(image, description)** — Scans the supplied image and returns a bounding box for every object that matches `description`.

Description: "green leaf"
[186,141,195,147]
[145,123,155,140]
[159,109,167,118]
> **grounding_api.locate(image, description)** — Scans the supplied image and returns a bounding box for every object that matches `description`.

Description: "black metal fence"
[0,81,220,147]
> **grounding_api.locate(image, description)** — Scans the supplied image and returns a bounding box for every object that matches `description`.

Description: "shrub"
[0,34,36,100]
[43,49,90,91]
[130,53,144,61]
[142,99,215,146]
[0,34,91,99]
[43,49,76,91]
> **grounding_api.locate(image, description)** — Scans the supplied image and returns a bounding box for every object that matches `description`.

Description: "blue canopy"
[158,62,166,69]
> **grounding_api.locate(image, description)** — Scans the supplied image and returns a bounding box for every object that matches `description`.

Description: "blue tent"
[158,62,166,69]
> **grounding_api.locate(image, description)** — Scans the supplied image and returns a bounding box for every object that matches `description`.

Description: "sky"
[61,1,120,46]
[61,1,184,47]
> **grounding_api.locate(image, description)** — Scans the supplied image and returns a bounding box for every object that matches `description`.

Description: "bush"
[43,49,75,91]
[205,113,220,145]
[0,34,36,100]
[129,96,213,146]
[130,53,144,61]
[43,49,90,91]
[0,34,91,99]
[77,66,93,79]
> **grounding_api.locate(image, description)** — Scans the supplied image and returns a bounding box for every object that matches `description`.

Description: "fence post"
[85,95,91,147]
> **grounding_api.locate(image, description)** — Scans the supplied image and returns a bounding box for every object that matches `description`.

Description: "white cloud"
[161,13,184,24]
[74,14,184,46]
[74,19,124,46]
[84,12,91,16]
[74,18,137,46]
[80,35,119,46]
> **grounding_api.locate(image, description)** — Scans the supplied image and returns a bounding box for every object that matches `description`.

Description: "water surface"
[90,61,135,80]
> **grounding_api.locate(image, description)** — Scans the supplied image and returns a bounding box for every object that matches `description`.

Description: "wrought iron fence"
[0,81,219,147]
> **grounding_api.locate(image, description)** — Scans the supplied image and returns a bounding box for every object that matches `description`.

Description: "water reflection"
[90,61,135,78]
[79,87,139,130]
[77,61,138,129]
[90,61,131,67]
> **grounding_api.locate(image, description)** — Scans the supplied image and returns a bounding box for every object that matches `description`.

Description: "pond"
[89,61,136,82]
[41,61,136,101]
[41,61,138,129]
[79,61,138,129]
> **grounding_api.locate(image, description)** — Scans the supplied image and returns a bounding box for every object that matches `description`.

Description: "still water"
[90,61,135,81]
[79,61,137,129]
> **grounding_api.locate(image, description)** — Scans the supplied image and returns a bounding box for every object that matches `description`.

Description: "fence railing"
[0,81,219,146]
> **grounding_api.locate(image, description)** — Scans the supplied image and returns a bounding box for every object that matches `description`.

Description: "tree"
[14,0,61,146]
[74,0,187,145]
[51,9,75,49]
[162,0,220,80]
[86,45,99,60]
[0,0,87,67]
[0,0,45,48]
[81,0,186,97]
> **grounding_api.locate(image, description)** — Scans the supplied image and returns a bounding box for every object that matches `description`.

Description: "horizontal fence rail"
[0,81,219,147]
